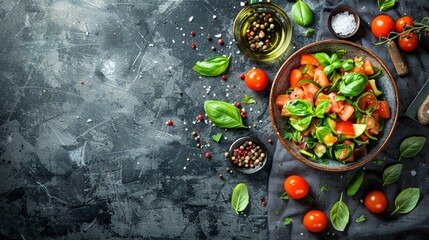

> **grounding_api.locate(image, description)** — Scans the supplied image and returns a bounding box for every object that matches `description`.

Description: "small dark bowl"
[228,136,268,174]
[328,6,360,39]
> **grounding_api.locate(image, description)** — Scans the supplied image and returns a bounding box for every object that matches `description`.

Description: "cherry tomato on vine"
[364,190,387,214]
[244,68,269,91]
[398,32,418,51]
[371,15,395,38]
[283,175,309,199]
[396,16,414,33]
[303,210,328,233]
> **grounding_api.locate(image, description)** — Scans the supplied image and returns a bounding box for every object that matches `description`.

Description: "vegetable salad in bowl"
[269,40,398,171]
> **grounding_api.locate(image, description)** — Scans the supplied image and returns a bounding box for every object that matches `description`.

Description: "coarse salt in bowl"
[328,6,360,39]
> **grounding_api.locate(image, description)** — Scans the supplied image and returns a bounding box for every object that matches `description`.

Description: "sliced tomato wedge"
[375,100,390,119]
[281,107,291,116]
[313,69,330,87]
[363,59,375,75]
[290,69,303,87]
[290,86,306,100]
[328,92,345,113]
[358,92,377,111]
[315,93,330,106]
[300,53,320,66]
[300,64,315,79]
[275,94,291,108]
[336,121,355,137]
[302,83,319,101]
[338,102,355,121]
[353,66,366,75]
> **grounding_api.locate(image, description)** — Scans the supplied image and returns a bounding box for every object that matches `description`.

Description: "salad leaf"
[242,94,256,104]
[284,99,313,116]
[339,73,368,97]
[382,164,402,185]
[315,126,334,146]
[284,217,292,225]
[231,183,249,214]
[315,99,331,118]
[391,188,420,215]
[291,0,313,27]
[212,133,222,143]
[378,0,395,11]
[193,54,231,77]
[342,59,354,71]
[280,192,289,200]
[355,214,366,223]
[399,136,426,160]
[305,28,315,36]
[204,100,248,128]
[346,168,364,196]
[312,52,331,66]
[330,192,350,231]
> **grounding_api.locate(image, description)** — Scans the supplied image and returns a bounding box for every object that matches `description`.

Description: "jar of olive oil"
[233,2,292,62]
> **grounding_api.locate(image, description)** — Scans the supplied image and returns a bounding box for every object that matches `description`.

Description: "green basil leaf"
[242,94,256,104]
[335,95,346,101]
[382,164,402,185]
[355,214,366,223]
[346,168,364,196]
[335,49,347,58]
[324,65,334,76]
[301,65,309,74]
[330,193,349,231]
[315,125,333,146]
[204,100,248,128]
[399,136,426,159]
[312,52,331,66]
[391,188,420,215]
[355,57,364,67]
[283,217,292,225]
[280,192,289,200]
[332,61,343,69]
[212,132,222,143]
[330,53,338,63]
[193,54,231,77]
[231,183,249,214]
[339,73,368,97]
[305,28,315,37]
[315,99,331,118]
[378,0,395,11]
[342,59,354,71]
[291,0,314,27]
[285,99,313,116]
[321,184,329,192]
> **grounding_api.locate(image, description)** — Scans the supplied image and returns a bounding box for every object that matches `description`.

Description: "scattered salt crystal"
[172,39,175,43]
[200,27,204,29]
[240,2,245,6]
[149,43,154,47]
[85,32,89,36]
[183,166,187,170]
[182,33,185,36]
[213,15,217,19]
[215,34,222,38]
[410,169,416,176]
[77,116,80,119]
[189,16,193,22]
[331,11,356,36]
[87,119,92,123]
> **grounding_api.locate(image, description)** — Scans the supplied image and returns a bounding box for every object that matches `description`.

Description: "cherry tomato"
[283,175,309,199]
[300,53,320,66]
[275,94,291,108]
[303,210,328,233]
[395,16,414,33]
[364,190,387,214]
[371,15,395,38]
[289,68,303,87]
[398,32,418,52]
[244,68,269,91]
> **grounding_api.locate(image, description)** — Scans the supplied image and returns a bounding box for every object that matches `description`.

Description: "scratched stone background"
[0,0,325,239]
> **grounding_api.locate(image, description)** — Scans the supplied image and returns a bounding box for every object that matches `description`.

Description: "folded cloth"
[268,0,429,239]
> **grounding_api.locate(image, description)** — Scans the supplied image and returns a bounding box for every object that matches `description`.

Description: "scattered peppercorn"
[205,152,211,158]
[239,73,245,79]
[226,167,231,173]
[261,201,267,206]
[221,75,227,81]
[192,131,198,136]
[268,138,273,144]
[218,173,223,179]
[234,102,241,108]
[224,152,230,157]
[197,114,204,121]
[190,31,196,36]
[207,35,212,41]
[218,39,224,45]
[191,43,196,49]
[211,46,216,51]
[197,143,202,148]
[166,119,173,125]
[80,81,85,85]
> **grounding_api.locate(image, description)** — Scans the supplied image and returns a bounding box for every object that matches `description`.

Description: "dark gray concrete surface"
[0,0,427,240]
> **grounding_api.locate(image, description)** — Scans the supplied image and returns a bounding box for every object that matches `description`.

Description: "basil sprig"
[284,99,313,116]
[382,164,402,186]
[193,54,231,77]
[399,136,426,160]
[231,183,249,214]
[291,0,313,27]
[339,73,368,97]
[378,0,395,11]
[330,192,350,231]
[204,100,248,128]
[391,188,420,215]
[315,99,331,118]
[346,168,364,196]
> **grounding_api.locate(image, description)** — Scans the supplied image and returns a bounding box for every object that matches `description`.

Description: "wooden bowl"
[269,40,399,171]
[328,5,360,39]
